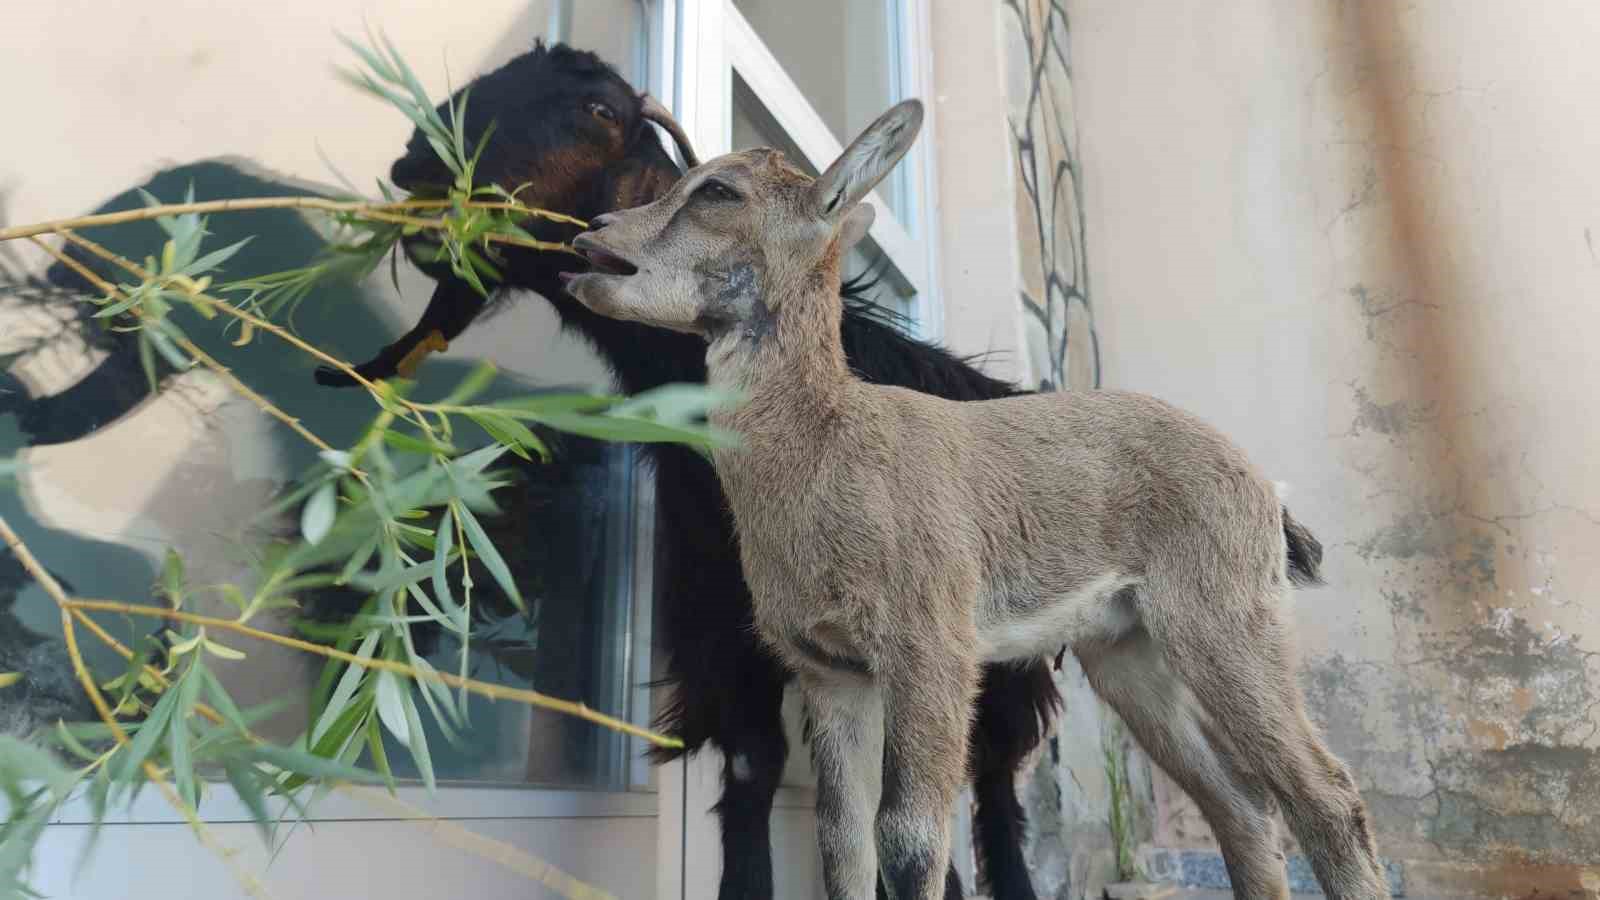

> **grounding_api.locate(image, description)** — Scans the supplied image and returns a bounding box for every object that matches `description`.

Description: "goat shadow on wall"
[1,162,628,779]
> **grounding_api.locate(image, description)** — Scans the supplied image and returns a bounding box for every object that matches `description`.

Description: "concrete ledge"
[1137,846,1406,896]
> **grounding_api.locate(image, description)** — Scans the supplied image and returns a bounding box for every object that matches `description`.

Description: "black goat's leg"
[711,671,790,900]
[973,766,1033,900]
[315,275,485,386]
[968,661,1059,900]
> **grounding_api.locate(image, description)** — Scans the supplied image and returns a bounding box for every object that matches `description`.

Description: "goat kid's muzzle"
[564,232,639,285]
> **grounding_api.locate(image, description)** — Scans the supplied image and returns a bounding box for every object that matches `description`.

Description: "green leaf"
[364,715,396,792]
[138,329,160,392]
[177,237,253,278]
[160,548,186,605]
[76,766,111,875]
[464,411,542,461]
[311,631,378,745]
[308,604,371,712]
[301,480,337,545]
[407,654,463,738]
[283,695,372,793]
[168,666,203,807]
[222,759,274,842]
[399,682,434,792]
[610,383,743,423]
[455,504,522,612]
[374,672,411,748]
[52,721,100,762]
[0,735,77,801]
[524,409,734,447]
[431,507,456,623]
[336,535,380,585]
[350,562,432,595]
[250,743,384,785]
[201,668,250,733]
[112,676,177,782]
[0,672,20,689]
[448,443,510,480]
[382,429,453,457]
[53,721,142,744]
[143,328,193,372]
[109,638,155,713]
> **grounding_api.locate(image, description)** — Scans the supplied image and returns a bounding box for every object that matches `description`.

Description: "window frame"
[673,0,945,342]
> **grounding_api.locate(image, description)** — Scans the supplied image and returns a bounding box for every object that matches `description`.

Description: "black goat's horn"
[640,94,700,169]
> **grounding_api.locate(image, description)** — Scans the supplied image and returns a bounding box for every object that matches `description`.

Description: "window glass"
[732,0,910,221]
[0,0,649,790]
[731,75,917,320]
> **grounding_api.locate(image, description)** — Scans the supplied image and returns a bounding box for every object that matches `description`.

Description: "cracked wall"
[1062,0,1600,894]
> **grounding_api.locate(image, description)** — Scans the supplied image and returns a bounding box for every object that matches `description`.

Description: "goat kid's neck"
[706,253,853,435]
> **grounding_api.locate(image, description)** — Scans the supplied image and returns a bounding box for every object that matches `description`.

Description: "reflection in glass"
[0,0,653,791]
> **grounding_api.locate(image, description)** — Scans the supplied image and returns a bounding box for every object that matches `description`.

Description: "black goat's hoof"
[313,365,363,387]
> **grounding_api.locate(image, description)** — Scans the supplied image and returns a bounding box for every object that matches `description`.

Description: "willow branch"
[0,514,273,899]
[64,598,681,749]
[29,235,347,467]
[339,786,617,900]
[57,229,388,399]
[67,605,612,900]
[0,196,585,242]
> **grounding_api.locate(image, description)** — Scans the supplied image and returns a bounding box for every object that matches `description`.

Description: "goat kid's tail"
[1282,506,1324,587]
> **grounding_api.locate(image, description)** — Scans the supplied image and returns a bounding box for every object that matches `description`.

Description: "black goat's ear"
[810,100,923,222]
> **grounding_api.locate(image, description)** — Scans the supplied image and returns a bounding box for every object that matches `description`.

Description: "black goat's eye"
[694,181,741,203]
[586,101,617,122]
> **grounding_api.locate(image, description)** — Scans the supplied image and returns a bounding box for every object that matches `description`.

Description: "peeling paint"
[1350,383,1429,437]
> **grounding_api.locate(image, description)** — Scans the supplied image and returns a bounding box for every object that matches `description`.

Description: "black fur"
[1283,506,1324,587]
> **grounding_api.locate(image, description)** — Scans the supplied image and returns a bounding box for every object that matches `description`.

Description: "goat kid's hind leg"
[1144,578,1391,900]
[802,671,885,900]
[1079,629,1290,900]
[879,649,979,900]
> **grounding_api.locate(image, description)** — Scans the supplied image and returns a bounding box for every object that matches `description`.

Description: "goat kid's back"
[723,382,1286,669]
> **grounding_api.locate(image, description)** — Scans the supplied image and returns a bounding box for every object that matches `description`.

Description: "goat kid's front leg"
[802,671,886,900]
[879,648,979,900]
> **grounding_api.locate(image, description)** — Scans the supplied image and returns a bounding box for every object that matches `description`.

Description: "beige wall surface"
[1061,0,1600,894]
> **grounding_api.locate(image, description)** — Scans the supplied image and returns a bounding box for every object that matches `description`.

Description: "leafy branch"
[0,28,734,898]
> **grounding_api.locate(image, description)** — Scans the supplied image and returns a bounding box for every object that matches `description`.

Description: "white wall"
[1063,0,1600,892]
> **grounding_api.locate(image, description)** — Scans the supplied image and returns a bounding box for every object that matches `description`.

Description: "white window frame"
[670,0,945,343]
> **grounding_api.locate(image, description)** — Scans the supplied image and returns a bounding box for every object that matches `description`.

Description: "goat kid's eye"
[695,181,741,203]
[587,101,618,123]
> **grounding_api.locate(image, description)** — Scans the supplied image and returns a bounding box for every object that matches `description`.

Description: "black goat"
[326,42,1061,900]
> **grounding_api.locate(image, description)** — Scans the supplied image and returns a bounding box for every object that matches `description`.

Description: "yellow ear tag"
[395,330,450,378]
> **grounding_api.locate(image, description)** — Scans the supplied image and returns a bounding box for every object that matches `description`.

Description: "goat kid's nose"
[588,212,618,230]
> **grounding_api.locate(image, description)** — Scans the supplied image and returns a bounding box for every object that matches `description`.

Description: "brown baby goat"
[564,101,1390,900]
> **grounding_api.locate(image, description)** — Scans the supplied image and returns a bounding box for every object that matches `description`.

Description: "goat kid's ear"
[809,99,924,222]
[838,203,875,252]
